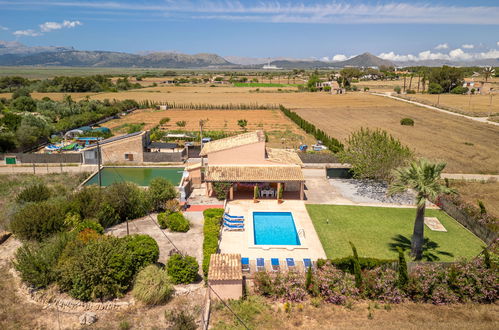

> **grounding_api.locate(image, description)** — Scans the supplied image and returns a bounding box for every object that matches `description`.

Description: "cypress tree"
[397,247,409,289]
[349,241,362,288]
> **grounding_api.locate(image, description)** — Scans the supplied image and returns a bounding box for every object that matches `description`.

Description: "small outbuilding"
[208,254,243,301]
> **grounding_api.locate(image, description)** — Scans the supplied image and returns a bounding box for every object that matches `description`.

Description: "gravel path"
[329,179,417,205]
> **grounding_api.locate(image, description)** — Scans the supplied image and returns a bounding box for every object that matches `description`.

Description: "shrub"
[16,182,51,204]
[428,82,443,94]
[450,86,468,94]
[99,182,148,227]
[57,234,159,301]
[157,212,168,229]
[349,242,362,288]
[212,182,231,200]
[10,199,67,241]
[74,219,104,234]
[363,268,405,303]
[254,271,307,302]
[400,118,414,126]
[394,86,401,94]
[165,212,190,232]
[165,199,181,214]
[167,254,199,284]
[323,256,396,273]
[316,262,359,305]
[397,248,409,289]
[132,265,174,305]
[202,208,223,277]
[159,117,170,125]
[406,89,416,94]
[14,232,74,288]
[147,177,177,212]
[338,128,414,181]
[165,308,197,330]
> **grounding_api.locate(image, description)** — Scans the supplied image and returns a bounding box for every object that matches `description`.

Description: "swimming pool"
[84,167,184,187]
[253,212,301,246]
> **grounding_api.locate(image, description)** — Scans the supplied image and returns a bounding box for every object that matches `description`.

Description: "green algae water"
[84,167,184,187]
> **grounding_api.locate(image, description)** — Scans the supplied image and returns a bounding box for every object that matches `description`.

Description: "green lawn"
[306,205,484,261]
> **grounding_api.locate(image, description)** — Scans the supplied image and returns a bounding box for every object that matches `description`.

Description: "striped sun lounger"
[223,216,244,224]
[286,258,296,271]
[223,222,244,231]
[271,258,280,271]
[257,258,265,272]
[241,257,250,273]
[303,258,313,271]
[224,213,244,219]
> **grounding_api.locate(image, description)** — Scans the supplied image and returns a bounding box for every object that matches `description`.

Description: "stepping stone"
[424,217,447,232]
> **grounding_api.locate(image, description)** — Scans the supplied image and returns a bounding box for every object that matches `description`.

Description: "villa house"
[198,130,305,200]
[463,78,493,95]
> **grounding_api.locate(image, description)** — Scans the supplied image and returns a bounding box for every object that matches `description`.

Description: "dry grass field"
[400,93,498,116]
[105,108,315,148]
[354,77,423,92]
[294,93,499,174]
[211,296,499,330]
[450,179,499,218]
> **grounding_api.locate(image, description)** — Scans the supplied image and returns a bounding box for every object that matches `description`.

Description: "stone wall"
[1,153,82,164]
[100,133,145,164]
[143,149,185,163]
[439,196,497,245]
[298,153,339,163]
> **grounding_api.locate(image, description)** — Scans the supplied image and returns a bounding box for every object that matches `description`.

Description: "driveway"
[303,168,351,204]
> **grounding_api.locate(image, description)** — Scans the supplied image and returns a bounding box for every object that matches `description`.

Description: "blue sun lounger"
[223,222,244,231]
[241,257,250,273]
[224,213,244,219]
[257,258,265,272]
[286,258,296,271]
[303,258,313,271]
[271,258,280,271]
[223,215,244,224]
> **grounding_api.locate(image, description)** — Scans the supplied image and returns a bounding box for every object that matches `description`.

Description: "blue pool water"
[253,212,301,246]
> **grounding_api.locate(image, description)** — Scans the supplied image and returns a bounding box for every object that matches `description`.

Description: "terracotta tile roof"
[266,148,303,166]
[200,130,265,156]
[205,165,304,182]
[185,162,202,171]
[208,253,242,281]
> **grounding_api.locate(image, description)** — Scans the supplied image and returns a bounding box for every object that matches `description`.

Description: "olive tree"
[338,128,413,181]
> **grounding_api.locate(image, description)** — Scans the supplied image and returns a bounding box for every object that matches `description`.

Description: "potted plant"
[254,185,259,203]
[277,186,283,204]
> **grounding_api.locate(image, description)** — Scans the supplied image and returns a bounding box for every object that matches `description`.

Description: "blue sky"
[1,0,498,61]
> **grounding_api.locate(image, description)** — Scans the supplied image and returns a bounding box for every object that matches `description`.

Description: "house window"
[125,153,134,161]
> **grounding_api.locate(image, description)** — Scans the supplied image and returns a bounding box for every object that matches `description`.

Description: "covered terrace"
[204,164,305,201]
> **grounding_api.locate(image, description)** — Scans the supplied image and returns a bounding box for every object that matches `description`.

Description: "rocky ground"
[329,179,416,205]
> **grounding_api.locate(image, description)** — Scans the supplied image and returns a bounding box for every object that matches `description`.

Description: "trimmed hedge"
[166,254,199,284]
[165,212,190,232]
[279,105,344,153]
[400,118,414,126]
[317,256,396,274]
[202,208,224,277]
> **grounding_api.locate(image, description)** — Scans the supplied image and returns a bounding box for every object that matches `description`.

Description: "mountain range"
[0,41,497,68]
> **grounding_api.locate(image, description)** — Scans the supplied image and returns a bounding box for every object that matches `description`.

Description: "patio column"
[229,184,234,200]
[277,182,281,200]
[300,182,304,200]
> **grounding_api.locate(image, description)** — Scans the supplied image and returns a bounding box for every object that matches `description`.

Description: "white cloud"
[0,25,8,31]
[332,54,348,62]
[321,56,330,62]
[497,41,499,46]
[379,48,499,62]
[13,29,41,37]
[435,43,449,50]
[40,20,82,32]
[462,44,474,49]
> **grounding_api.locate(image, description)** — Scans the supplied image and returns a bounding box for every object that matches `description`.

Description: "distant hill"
[334,52,395,67]
[0,42,233,68]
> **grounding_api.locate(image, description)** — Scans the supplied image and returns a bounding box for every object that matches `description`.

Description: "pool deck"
[219,200,327,261]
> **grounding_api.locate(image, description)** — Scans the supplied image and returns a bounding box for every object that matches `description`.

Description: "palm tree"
[482,67,495,82]
[389,159,453,260]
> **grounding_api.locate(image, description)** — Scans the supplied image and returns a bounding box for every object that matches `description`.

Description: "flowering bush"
[437,194,498,229]
[253,271,307,302]
[315,262,359,305]
[362,268,405,303]
[407,259,498,304]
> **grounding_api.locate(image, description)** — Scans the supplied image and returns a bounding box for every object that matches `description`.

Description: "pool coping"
[247,210,309,251]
